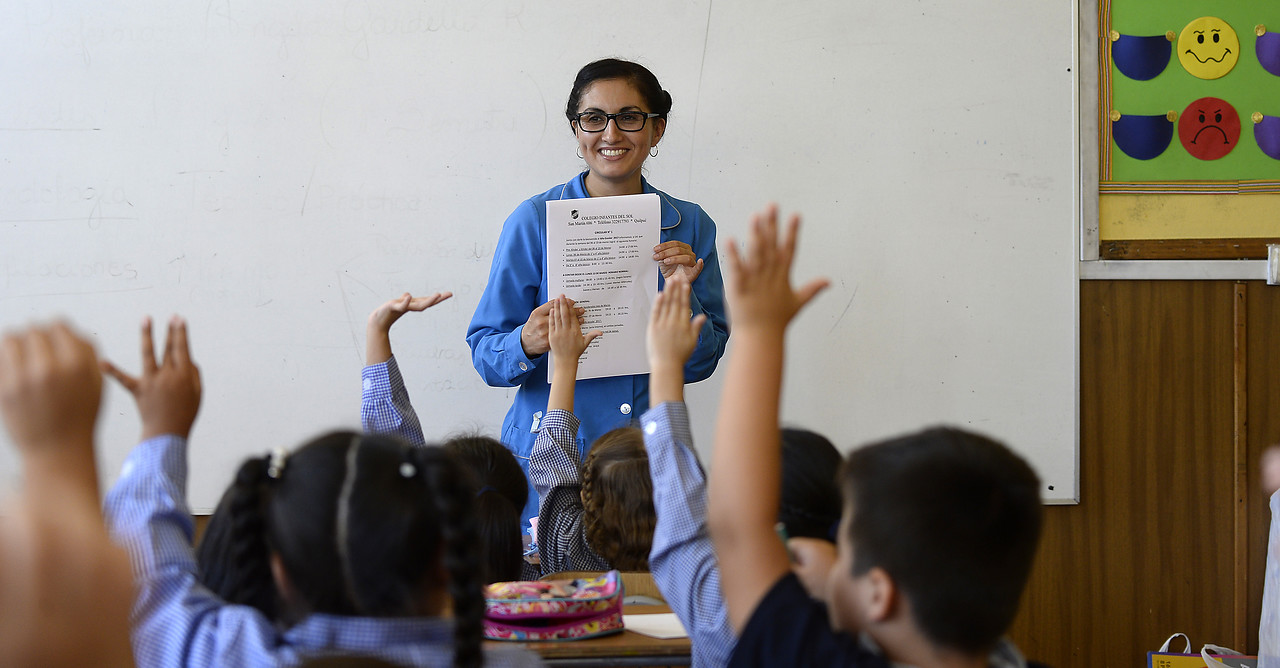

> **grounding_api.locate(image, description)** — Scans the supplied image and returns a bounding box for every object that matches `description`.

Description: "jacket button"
[519,362,528,371]
[620,403,632,415]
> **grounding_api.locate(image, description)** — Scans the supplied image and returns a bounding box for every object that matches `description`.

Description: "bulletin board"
[1099,0,1280,259]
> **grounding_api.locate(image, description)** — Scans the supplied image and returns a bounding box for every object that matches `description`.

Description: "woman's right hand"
[521,299,585,357]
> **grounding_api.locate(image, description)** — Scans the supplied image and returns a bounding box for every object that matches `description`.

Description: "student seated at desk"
[101,316,540,668]
[706,206,1043,668]
[359,291,533,583]
[198,291,533,595]
[639,273,842,667]
[529,296,657,574]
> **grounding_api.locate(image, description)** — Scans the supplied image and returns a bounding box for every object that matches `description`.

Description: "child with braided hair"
[199,290,533,605]
[101,316,540,668]
[528,296,657,574]
[358,291,533,583]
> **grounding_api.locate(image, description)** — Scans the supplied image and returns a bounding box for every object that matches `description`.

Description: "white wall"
[0,0,1078,509]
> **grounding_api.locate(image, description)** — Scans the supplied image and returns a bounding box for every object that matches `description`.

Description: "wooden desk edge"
[485,605,692,660]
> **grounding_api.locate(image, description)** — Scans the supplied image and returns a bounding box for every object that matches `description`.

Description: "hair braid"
[226,456,276,612]
[580,428,655,570]
[417,448,485,668]
[579,449,603,552]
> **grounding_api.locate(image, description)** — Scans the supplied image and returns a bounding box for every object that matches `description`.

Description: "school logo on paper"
[571,209,579,219]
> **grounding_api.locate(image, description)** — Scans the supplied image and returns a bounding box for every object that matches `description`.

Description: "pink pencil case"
[483,570,624,641]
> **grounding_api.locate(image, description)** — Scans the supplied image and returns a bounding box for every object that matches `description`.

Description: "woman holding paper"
[467,58,729,522]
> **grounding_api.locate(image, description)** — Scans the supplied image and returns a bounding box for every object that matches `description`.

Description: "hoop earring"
[577,147,584,159]
[649,147,659,158]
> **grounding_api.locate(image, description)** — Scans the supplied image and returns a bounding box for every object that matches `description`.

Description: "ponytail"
[224,456,277,615]
[416,448,485,668]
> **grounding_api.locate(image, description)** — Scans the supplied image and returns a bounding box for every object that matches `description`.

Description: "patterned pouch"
[483,570,624,641]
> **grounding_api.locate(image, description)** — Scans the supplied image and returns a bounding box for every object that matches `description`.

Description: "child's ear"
[862,566,898,622]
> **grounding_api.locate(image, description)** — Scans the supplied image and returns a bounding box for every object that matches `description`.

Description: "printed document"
[546,193,660,381]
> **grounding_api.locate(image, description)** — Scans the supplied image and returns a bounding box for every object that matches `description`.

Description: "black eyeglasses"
[573,111,662,133]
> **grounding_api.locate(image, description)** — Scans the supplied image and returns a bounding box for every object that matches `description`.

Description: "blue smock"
[466,172,730,523]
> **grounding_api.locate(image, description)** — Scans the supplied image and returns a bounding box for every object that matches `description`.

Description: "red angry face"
[1178,97,1240,160]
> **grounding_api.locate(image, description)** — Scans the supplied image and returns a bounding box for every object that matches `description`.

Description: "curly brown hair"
[580,427,656,570]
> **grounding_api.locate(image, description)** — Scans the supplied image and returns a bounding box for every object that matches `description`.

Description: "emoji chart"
[1104,0,1280,181]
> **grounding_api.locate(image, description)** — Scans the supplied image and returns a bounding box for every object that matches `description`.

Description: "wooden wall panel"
[1009,281,1239,666]
[1245,283,1280,652]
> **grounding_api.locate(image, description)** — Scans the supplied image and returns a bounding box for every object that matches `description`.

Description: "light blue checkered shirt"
[361,356,427,446]
[528,409,611,574]
[104,423,542,666]
[641,401,737,667]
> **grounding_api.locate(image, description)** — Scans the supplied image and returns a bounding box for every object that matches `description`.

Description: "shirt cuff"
[361,356,393,388]
[541,408,580,434]
[641,401,692,440]
[505,325,540,373]
[119,434,189,484]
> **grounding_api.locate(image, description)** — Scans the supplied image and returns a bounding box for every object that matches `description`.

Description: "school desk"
[490,604,691,667]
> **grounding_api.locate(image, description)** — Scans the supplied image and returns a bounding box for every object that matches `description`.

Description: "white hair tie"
[266,448,289,479]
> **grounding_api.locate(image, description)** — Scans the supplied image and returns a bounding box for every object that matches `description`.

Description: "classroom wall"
[0,0,1079,510]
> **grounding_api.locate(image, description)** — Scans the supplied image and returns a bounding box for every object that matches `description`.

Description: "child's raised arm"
[366,291,452,365]
[647,275,705,404]
[0,322,134,667]
[707,205,828,633]
[362,292,451,445]
[546,296,601,412]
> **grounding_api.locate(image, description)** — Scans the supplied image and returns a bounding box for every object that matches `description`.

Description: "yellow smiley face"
[1178,17,1239,79]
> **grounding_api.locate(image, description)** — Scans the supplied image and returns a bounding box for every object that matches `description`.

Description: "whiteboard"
[0,0,1080,509]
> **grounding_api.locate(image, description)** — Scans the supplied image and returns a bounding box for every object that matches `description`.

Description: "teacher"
[466,58,730,521]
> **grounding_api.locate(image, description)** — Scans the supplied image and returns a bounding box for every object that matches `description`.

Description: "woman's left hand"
[654,241,703,282]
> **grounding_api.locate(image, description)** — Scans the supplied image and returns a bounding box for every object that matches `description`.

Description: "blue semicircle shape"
[1254,115,1280,160]
[1112,34,1172,81]
[1113,113,1174,160]
[1257,32,1280,77]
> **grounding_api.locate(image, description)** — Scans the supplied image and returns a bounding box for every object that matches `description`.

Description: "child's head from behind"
[224,432,485,667]
[833,427,1042,656]
[581,426,655,570]
[442,434,528,582]
[778,428,843,542]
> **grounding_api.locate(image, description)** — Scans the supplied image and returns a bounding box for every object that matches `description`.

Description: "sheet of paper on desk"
[623,612,688,639]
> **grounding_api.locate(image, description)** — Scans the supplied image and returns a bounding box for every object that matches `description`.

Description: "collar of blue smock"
[561,171,681,231]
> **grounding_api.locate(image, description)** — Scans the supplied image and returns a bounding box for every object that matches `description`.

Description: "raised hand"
[646,275,706,405]
[710,204,829,632]
[0,322,103,501]
[522,299,587,358]
[101,316,202,441]
[0,323,102,461]
[723,204,829,332]
[366,291,453,365]
[548,296,601,362]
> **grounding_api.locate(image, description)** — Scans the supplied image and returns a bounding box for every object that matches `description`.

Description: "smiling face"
[1178,97,1241,160]
[1177,16,1240,79]
[573,78,665,198]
